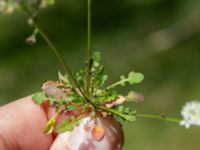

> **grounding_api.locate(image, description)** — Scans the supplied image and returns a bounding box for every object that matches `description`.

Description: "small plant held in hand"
[1,0,200,150]
[32,51,144,149]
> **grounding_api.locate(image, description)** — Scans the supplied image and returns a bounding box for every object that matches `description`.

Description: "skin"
[0,96,69,150]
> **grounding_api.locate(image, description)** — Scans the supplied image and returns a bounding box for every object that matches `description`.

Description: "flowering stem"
[136,113,181,124]
[87,0,92,59]
[84,0,92,97]
[37,28,73,80]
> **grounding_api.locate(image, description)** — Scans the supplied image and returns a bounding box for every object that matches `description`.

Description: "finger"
[0,96,53,150]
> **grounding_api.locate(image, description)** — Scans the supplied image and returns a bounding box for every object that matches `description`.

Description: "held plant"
[1,0,200,149]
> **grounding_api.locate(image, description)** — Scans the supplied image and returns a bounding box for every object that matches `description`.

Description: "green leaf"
[71,116,79,126]
[118,106,124,113]
[130,110,137,115]
[115,106,136,121]
[59,98,68,105]
[93,52,101,62]
[91,67,96,72]
[32,92,45,105]
[108,91,118,101]
[93,61,100,67]
[49,97,55,106]
[100,106,136,122]
[102,74,108,82]
[128,72,144,84]
[67,105,76,111]
[120,75,126,86]
[106,71,144,90]
[118,113,136,122]
[44,116,56,134]
[58,71,72,87]
[56,119,74,133]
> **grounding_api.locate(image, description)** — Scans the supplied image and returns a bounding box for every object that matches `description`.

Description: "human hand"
[0,96,70,150]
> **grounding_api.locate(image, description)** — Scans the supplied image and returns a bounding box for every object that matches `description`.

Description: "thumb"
[0,96,53,150]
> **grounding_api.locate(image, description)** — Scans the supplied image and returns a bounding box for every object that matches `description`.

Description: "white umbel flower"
[180,101,200,128]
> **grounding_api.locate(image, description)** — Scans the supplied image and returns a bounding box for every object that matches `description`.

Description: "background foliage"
[0,0,200,149]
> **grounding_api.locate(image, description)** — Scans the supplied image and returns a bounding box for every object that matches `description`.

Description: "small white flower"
[180,101,200,128]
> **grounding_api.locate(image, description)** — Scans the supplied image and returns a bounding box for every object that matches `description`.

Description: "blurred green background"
[0,0,200,149]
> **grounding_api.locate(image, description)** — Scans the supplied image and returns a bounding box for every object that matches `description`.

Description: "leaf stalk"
[136,113,181,123]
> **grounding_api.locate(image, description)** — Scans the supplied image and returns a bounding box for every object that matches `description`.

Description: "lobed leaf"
[128,72,144,84]
[32,92,46,105]
[118,113,136,122]
[120,75,126,86]
[92,52,101,62]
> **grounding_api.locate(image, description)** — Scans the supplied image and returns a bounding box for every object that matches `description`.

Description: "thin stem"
[37,28,73,80]
[136,113,181,124]
[99,106,122,116]
[22,6,76,85]
[87,0,92,59]
[84,0,92,96]
[106,79,128,90]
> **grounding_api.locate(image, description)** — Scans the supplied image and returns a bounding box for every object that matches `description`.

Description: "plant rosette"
[32,52,144,150]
